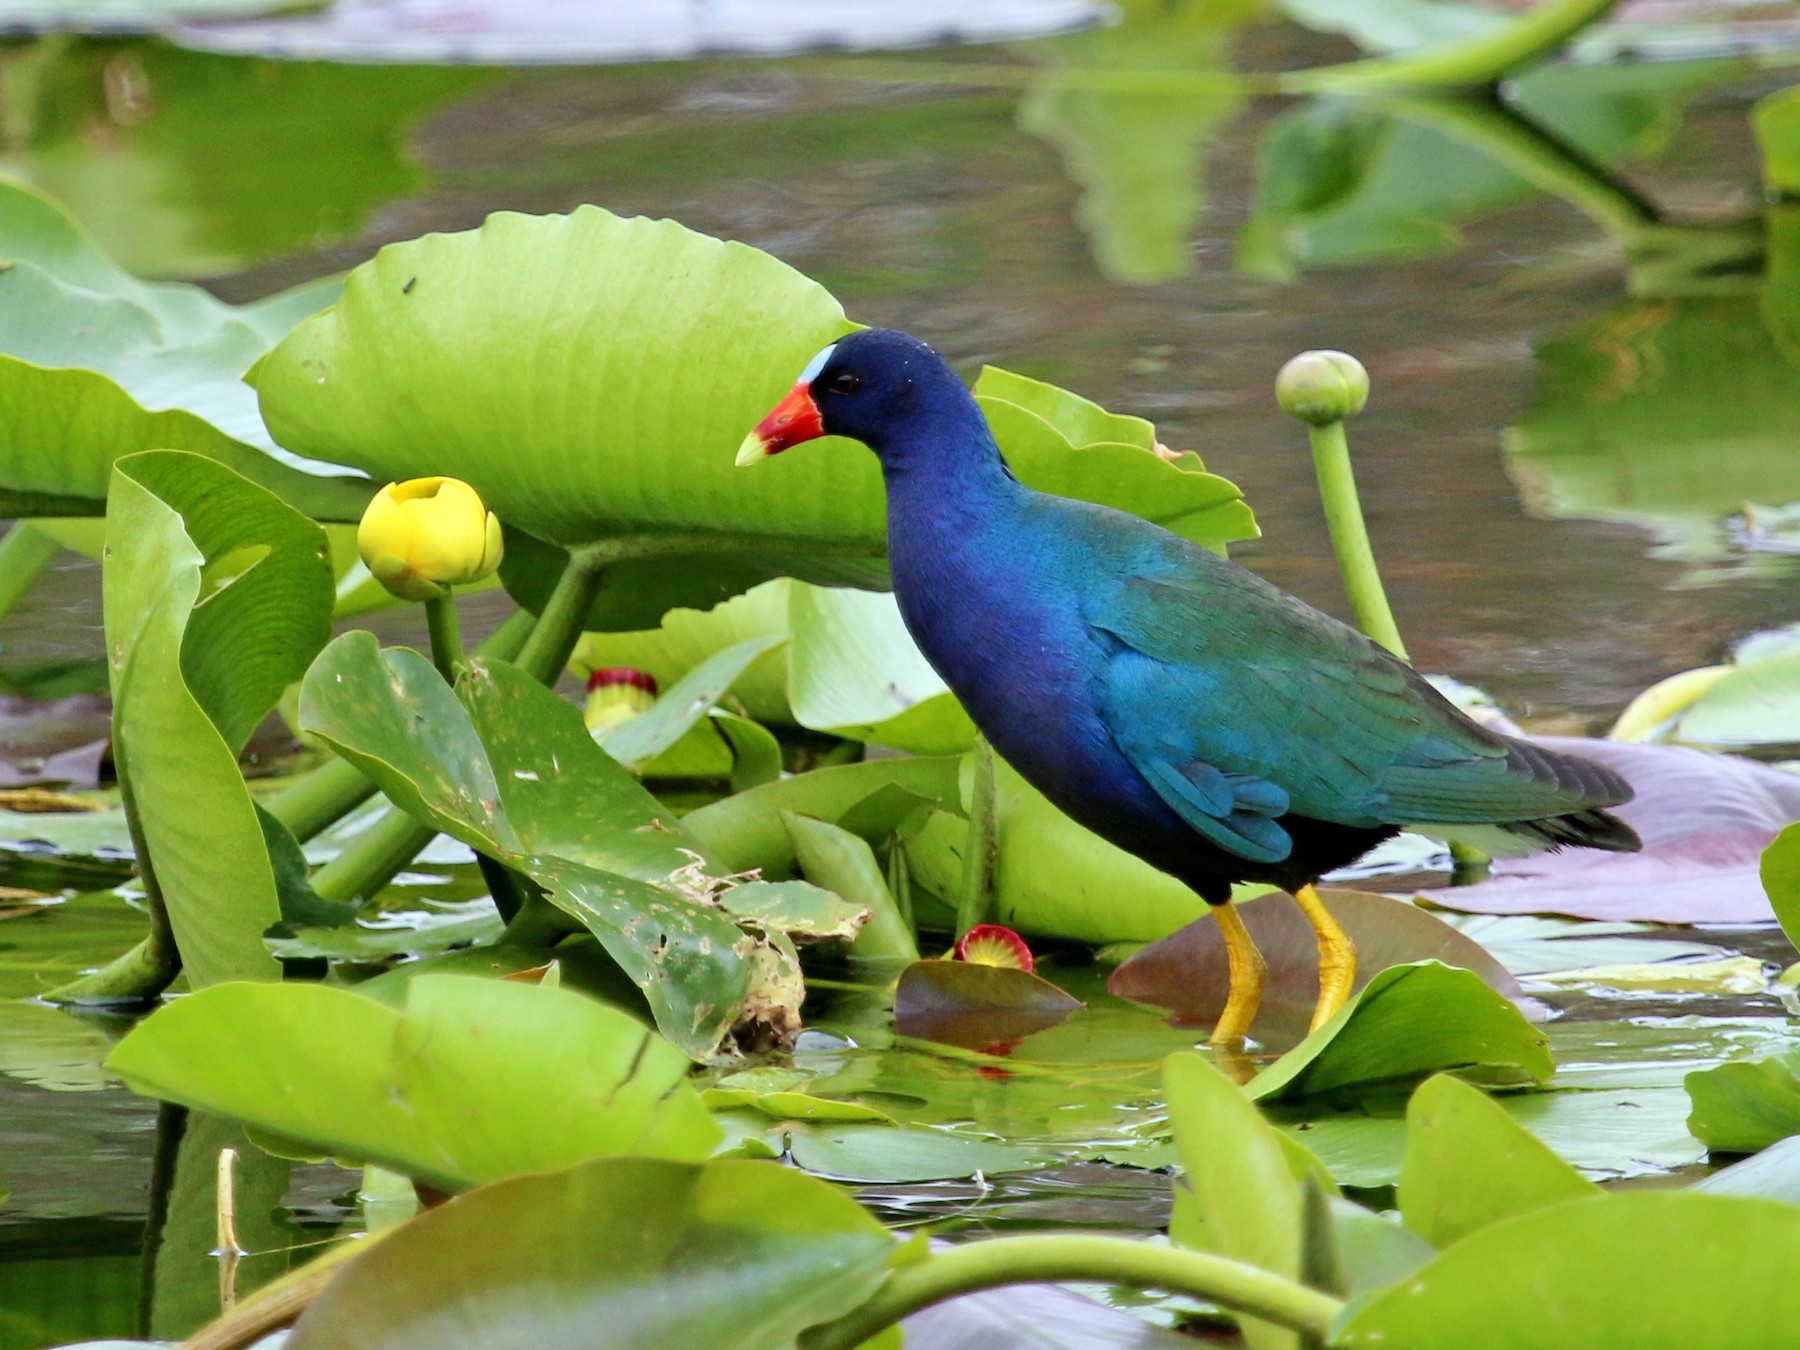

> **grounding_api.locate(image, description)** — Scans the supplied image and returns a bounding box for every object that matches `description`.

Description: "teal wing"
[1086,556,1626,865]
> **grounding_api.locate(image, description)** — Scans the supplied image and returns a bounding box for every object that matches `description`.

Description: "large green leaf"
[1244,963,1553,1105]
[251,206,1255,621]
[1685,1051,1800,1155]
[0,178,369,520]
[107,450,334,986]
[1754,83,1800,197]
[1334,1193,1800,1348]
[106,975,718,1192]
[1397,1073,1596,1248]
[1165,1051,1305,1350]
[287,1157,899,1350]
[298,635,765,1054]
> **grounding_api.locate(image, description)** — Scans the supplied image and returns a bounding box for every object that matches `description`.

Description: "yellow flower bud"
[584,669,659,735]
[357,477,504,603]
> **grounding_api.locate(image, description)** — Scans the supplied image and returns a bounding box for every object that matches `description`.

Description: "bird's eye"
[827,371,861,395]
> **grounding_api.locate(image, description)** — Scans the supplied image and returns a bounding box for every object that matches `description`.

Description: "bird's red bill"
[737,382,825,465]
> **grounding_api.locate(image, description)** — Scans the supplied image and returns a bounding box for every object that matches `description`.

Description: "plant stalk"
[1309,419,1408,663]
[423,592,467,685]
[43,751,180,1003]
[954,736,999,939]
[1282,0,1623,93]
[306,807,436,906]
[800,1235,1344,1350]
[515,545,608,686]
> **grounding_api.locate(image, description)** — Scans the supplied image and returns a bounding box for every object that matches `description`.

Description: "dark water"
[3,7,1800,1344]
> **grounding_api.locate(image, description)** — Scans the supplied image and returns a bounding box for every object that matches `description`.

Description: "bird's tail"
[1497,806,1640,853]
[1494,737,1641,853]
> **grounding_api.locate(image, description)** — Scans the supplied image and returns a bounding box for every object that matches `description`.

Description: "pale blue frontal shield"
[799,343,837,384]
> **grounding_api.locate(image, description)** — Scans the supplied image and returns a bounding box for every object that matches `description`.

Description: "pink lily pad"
[1418,737,1800,925]
[1108,887,1530,1046]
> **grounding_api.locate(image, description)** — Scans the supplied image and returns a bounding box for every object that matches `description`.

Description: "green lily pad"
[105,450,335,987]
[1397,1074,1596,1248]
[1334,1192,1800,1348]
[1686,1051,1800,1155]
[286,1158,900,1350]
[784,812,919,963]
[0,179,367,521]
[1245,963,1553,1105]
[106,975,718,1192]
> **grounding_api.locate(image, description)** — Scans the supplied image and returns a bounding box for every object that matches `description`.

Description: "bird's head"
[736,328,975,471]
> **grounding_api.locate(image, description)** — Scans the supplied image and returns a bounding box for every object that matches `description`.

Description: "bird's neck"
[878,406,1023,564]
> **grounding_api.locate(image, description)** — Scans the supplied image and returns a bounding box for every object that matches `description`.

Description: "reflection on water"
[1,5,1799,1344]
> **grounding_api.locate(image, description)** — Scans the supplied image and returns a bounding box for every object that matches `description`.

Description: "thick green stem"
[307,808,435,906]
[423,592,467,685]
[0,521,62,626]
[954,737,999,939]
[263,757,377,843]
[43,755,181,1004]
[516,546,608,686]
[1309,420,1408,663]
[800,1236,1344,1350]
[1282,0,1624,93]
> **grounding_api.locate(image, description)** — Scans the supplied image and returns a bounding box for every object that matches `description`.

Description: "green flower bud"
[357,476,504,603]
[1275,350,1369,426]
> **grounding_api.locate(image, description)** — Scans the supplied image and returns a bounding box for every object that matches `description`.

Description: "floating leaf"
[1691,1135,1800,1204]
[894,959,1083,1050]
[107,975,717,1192]
[1246,963,1553,1106]
[106,450,334,986]
[1110,888,1528,1046]
[1398,1074,1596,1248]
[1335,1193,1800,1349]
[1419,737,1800,924]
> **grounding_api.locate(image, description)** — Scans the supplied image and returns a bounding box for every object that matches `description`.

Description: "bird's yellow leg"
[1294,883,1356,1032]
[1209,901,1266,1048]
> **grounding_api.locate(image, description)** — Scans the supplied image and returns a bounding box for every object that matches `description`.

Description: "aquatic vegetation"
[2,4,1800,1346]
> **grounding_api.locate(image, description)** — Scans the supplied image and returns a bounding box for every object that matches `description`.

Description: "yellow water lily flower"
[357,476,504,602]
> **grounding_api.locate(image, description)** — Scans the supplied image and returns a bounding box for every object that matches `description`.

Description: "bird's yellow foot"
[1294,883,1356,1032]
[1208,900,1267,1047]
